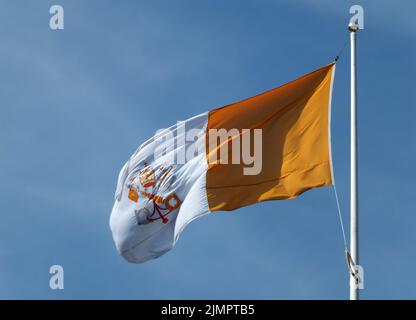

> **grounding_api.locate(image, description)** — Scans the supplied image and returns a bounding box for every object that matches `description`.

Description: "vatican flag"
[110,63,335,263]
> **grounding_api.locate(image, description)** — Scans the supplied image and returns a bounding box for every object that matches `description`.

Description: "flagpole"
[349,21,359,300]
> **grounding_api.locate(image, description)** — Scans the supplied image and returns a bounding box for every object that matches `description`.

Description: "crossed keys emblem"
[127,163,181,225]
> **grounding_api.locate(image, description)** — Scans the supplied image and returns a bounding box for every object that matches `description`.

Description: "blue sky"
[0,0,415,299]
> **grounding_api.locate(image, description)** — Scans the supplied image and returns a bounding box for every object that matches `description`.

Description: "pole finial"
[348,22,359,32]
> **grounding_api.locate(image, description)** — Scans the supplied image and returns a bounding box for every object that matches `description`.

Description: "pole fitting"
[348,22,359,32]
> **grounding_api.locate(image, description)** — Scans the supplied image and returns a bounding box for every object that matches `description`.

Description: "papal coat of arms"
[127,163,181,225]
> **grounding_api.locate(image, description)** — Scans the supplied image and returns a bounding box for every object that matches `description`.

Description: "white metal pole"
[349,22,359,300]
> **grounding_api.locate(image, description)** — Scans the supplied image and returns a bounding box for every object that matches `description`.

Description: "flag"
[110,63,336,263]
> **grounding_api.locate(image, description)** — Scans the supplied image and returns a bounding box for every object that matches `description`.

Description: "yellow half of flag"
[206,63,336,211]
